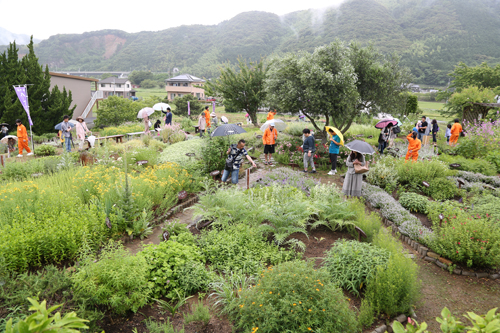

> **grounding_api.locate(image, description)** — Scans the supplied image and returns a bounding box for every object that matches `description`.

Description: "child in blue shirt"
[328,128,340,175]
[445,124,451,144]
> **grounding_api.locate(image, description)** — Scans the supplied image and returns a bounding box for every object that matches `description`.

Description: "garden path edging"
[365,200,500,280]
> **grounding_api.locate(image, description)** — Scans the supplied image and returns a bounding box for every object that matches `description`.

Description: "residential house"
[49,72,102,119]
[98,77,136,99]
[165,74,205,101]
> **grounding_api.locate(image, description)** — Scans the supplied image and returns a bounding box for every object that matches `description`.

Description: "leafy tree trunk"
[248,109,259,127]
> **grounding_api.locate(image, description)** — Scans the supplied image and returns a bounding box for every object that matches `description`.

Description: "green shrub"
[34,144,56,156]
[485,150,500,173]
[139,235,205,298]
[177,262,215,295]
[423,177,457,201]
[399,192,429,213]
[365,229,420,317]
[324,240,390,296]
[200,137,227,175]
[233,260,359,333]
[349,198,383,243]
[72,242,151,315]
[455,138,481,159]
[438,154,497,176]
[431,212,500,268]
[396,158,451,190]
[145,318,182,333]
[366,156,399,193]
[99,123,144,136]
[198,223,297,275]
[184,301,211,325]
[159,139,205,168]
[471,194,500,222]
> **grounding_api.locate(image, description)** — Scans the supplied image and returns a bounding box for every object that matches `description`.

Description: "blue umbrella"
[54,122,75,131]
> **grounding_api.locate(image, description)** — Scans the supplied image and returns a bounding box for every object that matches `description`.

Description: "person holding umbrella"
[343,150,366,197]
[75,117,90,151]
[143,112,150,135]
[61,115,73,153]
[222,139,256,185]
[263,121,278,166]
[405,130,421,162]
[0,123,8,140]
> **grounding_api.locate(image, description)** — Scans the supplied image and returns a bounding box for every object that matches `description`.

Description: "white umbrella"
[260,119,287,132]
[0,135,17,145]
[153,103,171,112]
[221,116,229,124]
[137,107,155,119]
[87,135,96,148]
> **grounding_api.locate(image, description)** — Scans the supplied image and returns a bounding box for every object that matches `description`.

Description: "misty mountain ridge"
[2,0,500,85]
[0,27,41,45]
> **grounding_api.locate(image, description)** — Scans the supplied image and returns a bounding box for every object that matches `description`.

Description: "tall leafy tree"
[170,94,203,117]
[206,58,267,126]
[266,40,411,134]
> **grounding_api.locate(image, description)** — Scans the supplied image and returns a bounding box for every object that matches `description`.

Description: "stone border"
[371,313,416,333]
[366,201,500,280]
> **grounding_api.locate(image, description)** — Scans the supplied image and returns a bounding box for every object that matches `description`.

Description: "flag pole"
[24,85,35,152]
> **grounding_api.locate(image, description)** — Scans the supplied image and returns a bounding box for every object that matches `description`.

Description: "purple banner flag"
[187,101,190,115]
[13,86,33,126]
[212,101,216,113]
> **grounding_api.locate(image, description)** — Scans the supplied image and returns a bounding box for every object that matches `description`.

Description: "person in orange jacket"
[267,109,277,121]
[449,118,463,147]
[263,122,278,165]
[405,131,421,162]
[203,106,211,132]
[16,119,33,157]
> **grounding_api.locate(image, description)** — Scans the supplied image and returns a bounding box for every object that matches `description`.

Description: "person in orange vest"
[267,109,277,121]
[203,106,211,132]
[449,118,463,147]
[16,119,33,157]
[405,131,421,162]
[263,122,278,165]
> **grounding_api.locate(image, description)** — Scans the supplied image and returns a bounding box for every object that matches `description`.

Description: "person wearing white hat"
[75,116,90,151]
[262,121,278,166]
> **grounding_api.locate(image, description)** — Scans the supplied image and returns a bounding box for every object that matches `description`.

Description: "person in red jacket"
[405,131,421,162]
[16,119,33,157]
[262,122,278,165]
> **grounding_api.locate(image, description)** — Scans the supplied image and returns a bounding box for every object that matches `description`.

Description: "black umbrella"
[211,124,247,143]
[344,140,376,155]
[0,123,9,127]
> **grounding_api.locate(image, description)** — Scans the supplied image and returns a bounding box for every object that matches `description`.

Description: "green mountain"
[3,0,500,85]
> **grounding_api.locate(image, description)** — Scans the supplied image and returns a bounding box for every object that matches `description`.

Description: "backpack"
[392,125,401,134]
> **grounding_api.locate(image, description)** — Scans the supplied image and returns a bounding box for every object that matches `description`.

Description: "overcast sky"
[0,0,344,40]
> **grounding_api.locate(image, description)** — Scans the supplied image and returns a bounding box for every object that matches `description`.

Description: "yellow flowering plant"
[233,260,359,333]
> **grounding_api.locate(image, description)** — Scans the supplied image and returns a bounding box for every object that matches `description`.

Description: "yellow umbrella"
[324,126,344,146]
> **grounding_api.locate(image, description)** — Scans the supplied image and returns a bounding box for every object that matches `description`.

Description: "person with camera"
[222,139,257,184]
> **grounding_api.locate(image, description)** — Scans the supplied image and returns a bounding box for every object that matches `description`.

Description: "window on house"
[117,84,122,88]
[183,83,188,87]
[196,93,200,98]
[171,93,175,99]
[101,84,105,87]
[126,84,130,88]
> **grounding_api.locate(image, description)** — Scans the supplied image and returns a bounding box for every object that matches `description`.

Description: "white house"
[98,77,136,99]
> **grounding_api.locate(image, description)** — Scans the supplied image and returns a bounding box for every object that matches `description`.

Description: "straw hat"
[76,116,84,121]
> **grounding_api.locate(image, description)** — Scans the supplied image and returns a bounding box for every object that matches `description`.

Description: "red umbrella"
[375,119,398,129]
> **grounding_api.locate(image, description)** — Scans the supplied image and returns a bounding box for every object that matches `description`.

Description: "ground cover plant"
[232,260,359,333]
[438,154,497,176]
[399,192,429,214]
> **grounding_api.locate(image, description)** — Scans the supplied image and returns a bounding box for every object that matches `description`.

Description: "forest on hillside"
[2,0,500,85]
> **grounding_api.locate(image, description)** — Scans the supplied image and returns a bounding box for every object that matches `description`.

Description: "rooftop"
[166,74,205,83]
[98,77,131,84]
[49,72,99,82]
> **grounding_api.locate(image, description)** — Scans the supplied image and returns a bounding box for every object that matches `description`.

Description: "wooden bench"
[96,134,124,144]
[126,132,145,140]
